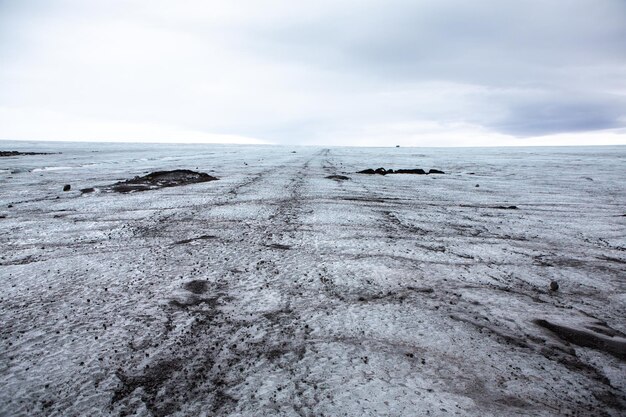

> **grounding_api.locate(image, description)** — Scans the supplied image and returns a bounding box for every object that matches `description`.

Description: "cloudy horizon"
[1,0,625,147]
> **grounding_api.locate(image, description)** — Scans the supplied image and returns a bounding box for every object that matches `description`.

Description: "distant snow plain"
[1,141,625,416]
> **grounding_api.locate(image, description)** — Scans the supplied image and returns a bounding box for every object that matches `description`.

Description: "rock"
[109,170,218,193]
[493,205,518,210]
[80,188,95,194]
[63,184,71,192]
[550,281,559,291]
[357,167,444,175]
[357,169,377,175]
[475,184,480,187]
[395,168,426,175]
[326,175,351,181]
[0,151,55,157]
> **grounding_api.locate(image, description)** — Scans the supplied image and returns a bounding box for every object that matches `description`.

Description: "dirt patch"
[183,280,209,294]
[326,175,351,181]
[534,319,626,360]
[0,151,56,157]
[107,170,218,193]
[266,243,291,250]
[357,167,444,175]
[113,359,182,416]
[175,235,217,245]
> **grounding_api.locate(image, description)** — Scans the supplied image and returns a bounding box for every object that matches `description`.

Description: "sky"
[1,0,625,147]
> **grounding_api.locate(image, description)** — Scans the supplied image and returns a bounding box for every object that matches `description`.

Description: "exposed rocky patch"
[0,151,56,157]
[534,319,626,360]
[174,235,217,245]
[357,167,445,175]
[325,175,351,181]
[81,170,219,194]
[111,170,218,193]
[183,280,209,294]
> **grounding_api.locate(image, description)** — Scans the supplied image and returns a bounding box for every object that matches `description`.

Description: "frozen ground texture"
[1,141,625,417]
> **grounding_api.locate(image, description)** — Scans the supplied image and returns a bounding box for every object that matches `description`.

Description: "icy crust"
[0,143,625,416]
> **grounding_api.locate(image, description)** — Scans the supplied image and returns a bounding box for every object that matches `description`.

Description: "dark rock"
[358,167,444,175]
[108,170,218,193]
[0,151,55,157]
[7,204,13,208]
[493,205,518,210]
[357,169,377,174]
[395,168,426,175]
[80,188,95,194]
[550,281,559,291]
[326,175,350,181]
[63,184,71,192]
[183,280,208,294]
[175,235,217,245]
[475,184,480,187]
[267,243,291,250]
[534,319,626,360]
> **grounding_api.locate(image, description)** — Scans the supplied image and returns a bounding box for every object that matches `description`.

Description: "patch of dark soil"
[183,280,209,294]
[406,286,435,293]
[593,390,626,412]
[451,314,532,350]
[326,175,351,181]
[169,296,219,310]
[341,197,387,203]
[113,359,182,416]
[357,167,444,175]
[534,319,626,360]
[395,168,426,174]
[266,243,291,250]
[597,255,626,265]
[357,168,388,175]
[0,151,56,157]
[108,170,218,193]
[175,235,217,245]
[492,205,519,210]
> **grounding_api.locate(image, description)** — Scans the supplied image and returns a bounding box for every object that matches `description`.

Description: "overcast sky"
[1,0,625,146]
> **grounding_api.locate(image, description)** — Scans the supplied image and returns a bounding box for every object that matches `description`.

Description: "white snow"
[1,142,625,416]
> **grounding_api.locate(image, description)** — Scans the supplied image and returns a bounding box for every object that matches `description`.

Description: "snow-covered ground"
[1,141,625,417]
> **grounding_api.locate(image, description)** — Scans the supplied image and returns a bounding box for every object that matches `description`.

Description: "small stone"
[475,184,480,188]
[550,281,559,291]
[63,184,71,191]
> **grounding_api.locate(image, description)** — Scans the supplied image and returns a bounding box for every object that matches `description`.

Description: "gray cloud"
[0,0,625,144]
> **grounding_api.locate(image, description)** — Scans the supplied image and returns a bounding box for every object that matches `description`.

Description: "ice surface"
[1,141,625,416]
